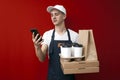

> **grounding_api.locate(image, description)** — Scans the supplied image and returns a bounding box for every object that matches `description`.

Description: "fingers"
[32,32,35,39]
[32,33,43,46]
[32,33,38,42]
[36,36,43,43]
[34,34,39,41]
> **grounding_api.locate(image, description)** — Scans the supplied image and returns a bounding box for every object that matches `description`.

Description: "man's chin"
[53,23,58,26]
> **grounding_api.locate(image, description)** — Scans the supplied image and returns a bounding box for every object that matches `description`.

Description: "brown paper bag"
[79,30,98,61]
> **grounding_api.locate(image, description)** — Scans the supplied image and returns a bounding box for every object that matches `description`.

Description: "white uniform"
[42,29,79,48]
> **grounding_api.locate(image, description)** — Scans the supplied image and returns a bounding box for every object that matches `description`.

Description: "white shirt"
[42,29,79,48]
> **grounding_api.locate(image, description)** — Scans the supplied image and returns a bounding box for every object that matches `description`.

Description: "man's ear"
[63,14,66,20]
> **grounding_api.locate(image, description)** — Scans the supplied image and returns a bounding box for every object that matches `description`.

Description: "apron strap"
[51,29,55,40]
[49,30,55,54]
[67,29,72,42]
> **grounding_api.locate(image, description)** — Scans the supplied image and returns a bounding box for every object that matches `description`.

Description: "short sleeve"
[68,29,79,43]
[41,29,53,47]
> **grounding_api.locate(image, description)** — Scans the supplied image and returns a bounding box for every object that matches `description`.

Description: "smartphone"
[30,28,42,42]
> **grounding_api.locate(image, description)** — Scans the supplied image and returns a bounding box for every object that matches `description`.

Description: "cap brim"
[47,6,54,13]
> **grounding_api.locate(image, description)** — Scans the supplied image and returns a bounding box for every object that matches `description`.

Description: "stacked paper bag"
[60,30,100,74]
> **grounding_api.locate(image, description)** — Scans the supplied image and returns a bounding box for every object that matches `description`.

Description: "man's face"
[50,9,66,26]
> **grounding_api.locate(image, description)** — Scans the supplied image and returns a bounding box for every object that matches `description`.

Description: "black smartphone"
[30,28,42,42]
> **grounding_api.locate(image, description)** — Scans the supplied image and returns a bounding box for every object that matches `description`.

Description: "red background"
[0,0,120,80]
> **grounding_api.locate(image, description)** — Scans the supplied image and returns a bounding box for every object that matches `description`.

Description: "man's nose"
[52,15,56,19]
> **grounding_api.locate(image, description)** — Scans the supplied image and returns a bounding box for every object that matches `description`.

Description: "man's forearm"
[34,46,46,62]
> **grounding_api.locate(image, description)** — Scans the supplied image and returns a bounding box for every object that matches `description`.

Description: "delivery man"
[32,4,79,80]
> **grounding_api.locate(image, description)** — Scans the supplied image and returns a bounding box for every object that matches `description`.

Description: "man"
[32,4,79,80]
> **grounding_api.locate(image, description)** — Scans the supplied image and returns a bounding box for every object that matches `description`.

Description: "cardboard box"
[60,60,99,69]
[60,59,99,74]
[60,30,100,74]
[61,66,99,74]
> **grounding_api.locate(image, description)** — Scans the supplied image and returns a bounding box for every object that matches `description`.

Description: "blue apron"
[48,29,75,80]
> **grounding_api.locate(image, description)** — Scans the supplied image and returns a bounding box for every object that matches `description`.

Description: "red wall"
[0,0,120,80]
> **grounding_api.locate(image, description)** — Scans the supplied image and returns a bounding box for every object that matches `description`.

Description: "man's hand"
[32,33,42,48]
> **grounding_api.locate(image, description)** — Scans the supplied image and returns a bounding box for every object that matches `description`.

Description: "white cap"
[47,5,66,15]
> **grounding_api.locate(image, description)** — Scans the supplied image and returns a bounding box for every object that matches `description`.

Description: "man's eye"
[51,14,53,17]
[55,13,59,16]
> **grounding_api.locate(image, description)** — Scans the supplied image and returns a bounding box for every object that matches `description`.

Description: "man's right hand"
[32,33,43,48]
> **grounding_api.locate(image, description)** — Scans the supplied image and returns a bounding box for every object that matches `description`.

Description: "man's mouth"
[53,20,57,22]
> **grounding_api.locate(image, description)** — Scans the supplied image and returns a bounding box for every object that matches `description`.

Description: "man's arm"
[32,33,48,62]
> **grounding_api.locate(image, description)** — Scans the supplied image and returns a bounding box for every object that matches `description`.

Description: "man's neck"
[55,23,67,35]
